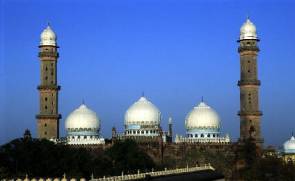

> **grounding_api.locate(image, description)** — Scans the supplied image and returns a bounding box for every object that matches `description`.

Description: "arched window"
[207,134,210,138]
[201,134,204,138]
[195,134,198,138]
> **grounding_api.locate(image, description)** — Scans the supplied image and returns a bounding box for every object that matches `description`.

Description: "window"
[45,97,48,101]
[201,134,204,138]
[45,106,47,109]
[44,131,47,135]
[195,134,198,138]
[207,134,210,138]
[44,123,47,127]
[45,76,48,80]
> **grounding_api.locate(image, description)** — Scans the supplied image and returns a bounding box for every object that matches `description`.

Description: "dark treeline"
[2,135,295,180]
[235,139,295,180]
[0,138,155,179]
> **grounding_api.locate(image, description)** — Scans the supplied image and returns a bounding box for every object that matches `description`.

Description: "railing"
[4,164,214,181]
[90,164,214,181]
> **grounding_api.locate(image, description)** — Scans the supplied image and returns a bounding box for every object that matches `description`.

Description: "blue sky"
[1,0,295,147]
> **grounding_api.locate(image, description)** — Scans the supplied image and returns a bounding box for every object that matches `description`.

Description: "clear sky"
[1,0,295,147]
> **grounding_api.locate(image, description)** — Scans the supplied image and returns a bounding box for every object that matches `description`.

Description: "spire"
[82,99,85,105]
[142,91,145,97]
[201,96,204,102]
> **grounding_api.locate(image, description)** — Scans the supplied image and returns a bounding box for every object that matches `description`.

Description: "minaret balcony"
[238,80,261,86]
[36,114,62,119]
[38,52,59,58]
[238,111,263,116]
[37,85,61,90]
[238,46,259,53]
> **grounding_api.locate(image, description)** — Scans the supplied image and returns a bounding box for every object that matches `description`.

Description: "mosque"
[36,17,280,151]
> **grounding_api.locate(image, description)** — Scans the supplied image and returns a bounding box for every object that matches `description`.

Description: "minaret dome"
[239,18,258,41]
[40,25,57,46]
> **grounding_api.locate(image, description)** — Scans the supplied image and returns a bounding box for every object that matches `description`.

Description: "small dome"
[185,102,220,130]
[40,25,57,46]
[125,96,161,126]
[240,18,258,40]
[284,136,295,154]
[65,104,100,132]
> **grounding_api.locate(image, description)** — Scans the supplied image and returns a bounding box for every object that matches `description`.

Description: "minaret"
[237,18,263,146]
[36,24,61,139]
[168,117,173,137]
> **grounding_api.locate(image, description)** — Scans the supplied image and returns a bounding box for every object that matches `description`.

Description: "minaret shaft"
[238,39,263,146]
[36,45,61,139]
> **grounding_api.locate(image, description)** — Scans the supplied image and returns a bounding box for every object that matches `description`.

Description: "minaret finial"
[201,96,204,102]
[47,22,50,27]
[142,91,145,97]
[82,99,85,105]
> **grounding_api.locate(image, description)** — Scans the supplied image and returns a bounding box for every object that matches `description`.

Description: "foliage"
[0,138,155,179]
[105,139,155,174]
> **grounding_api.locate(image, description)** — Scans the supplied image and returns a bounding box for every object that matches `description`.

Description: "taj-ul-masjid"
[35,18,295,160]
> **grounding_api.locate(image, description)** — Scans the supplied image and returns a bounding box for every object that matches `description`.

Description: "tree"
[106,139,155,174]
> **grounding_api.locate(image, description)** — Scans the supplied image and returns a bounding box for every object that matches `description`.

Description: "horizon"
[1,0,295,147]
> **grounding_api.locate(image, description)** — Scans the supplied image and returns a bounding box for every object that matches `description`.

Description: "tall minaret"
[168,117,173,137]
[36,25,61,139]
[238,18,263,146]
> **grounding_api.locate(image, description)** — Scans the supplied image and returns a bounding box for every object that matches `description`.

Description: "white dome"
[240,18,258,40]
[284,136,295,153]
[65,104,100,131]
[125,96,161,126]
[40,25,57,46]
[185,102,220,130]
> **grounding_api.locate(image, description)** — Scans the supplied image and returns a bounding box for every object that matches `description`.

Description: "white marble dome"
[284,136,295,154]
[125,96,161,126]
[185,102,220,130]
[40,25,57,46]
[240,18,258,40]
[65,104,100,132]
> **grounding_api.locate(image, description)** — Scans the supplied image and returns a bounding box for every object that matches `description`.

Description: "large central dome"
[185,101,220,130]
[125,96,161,126]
